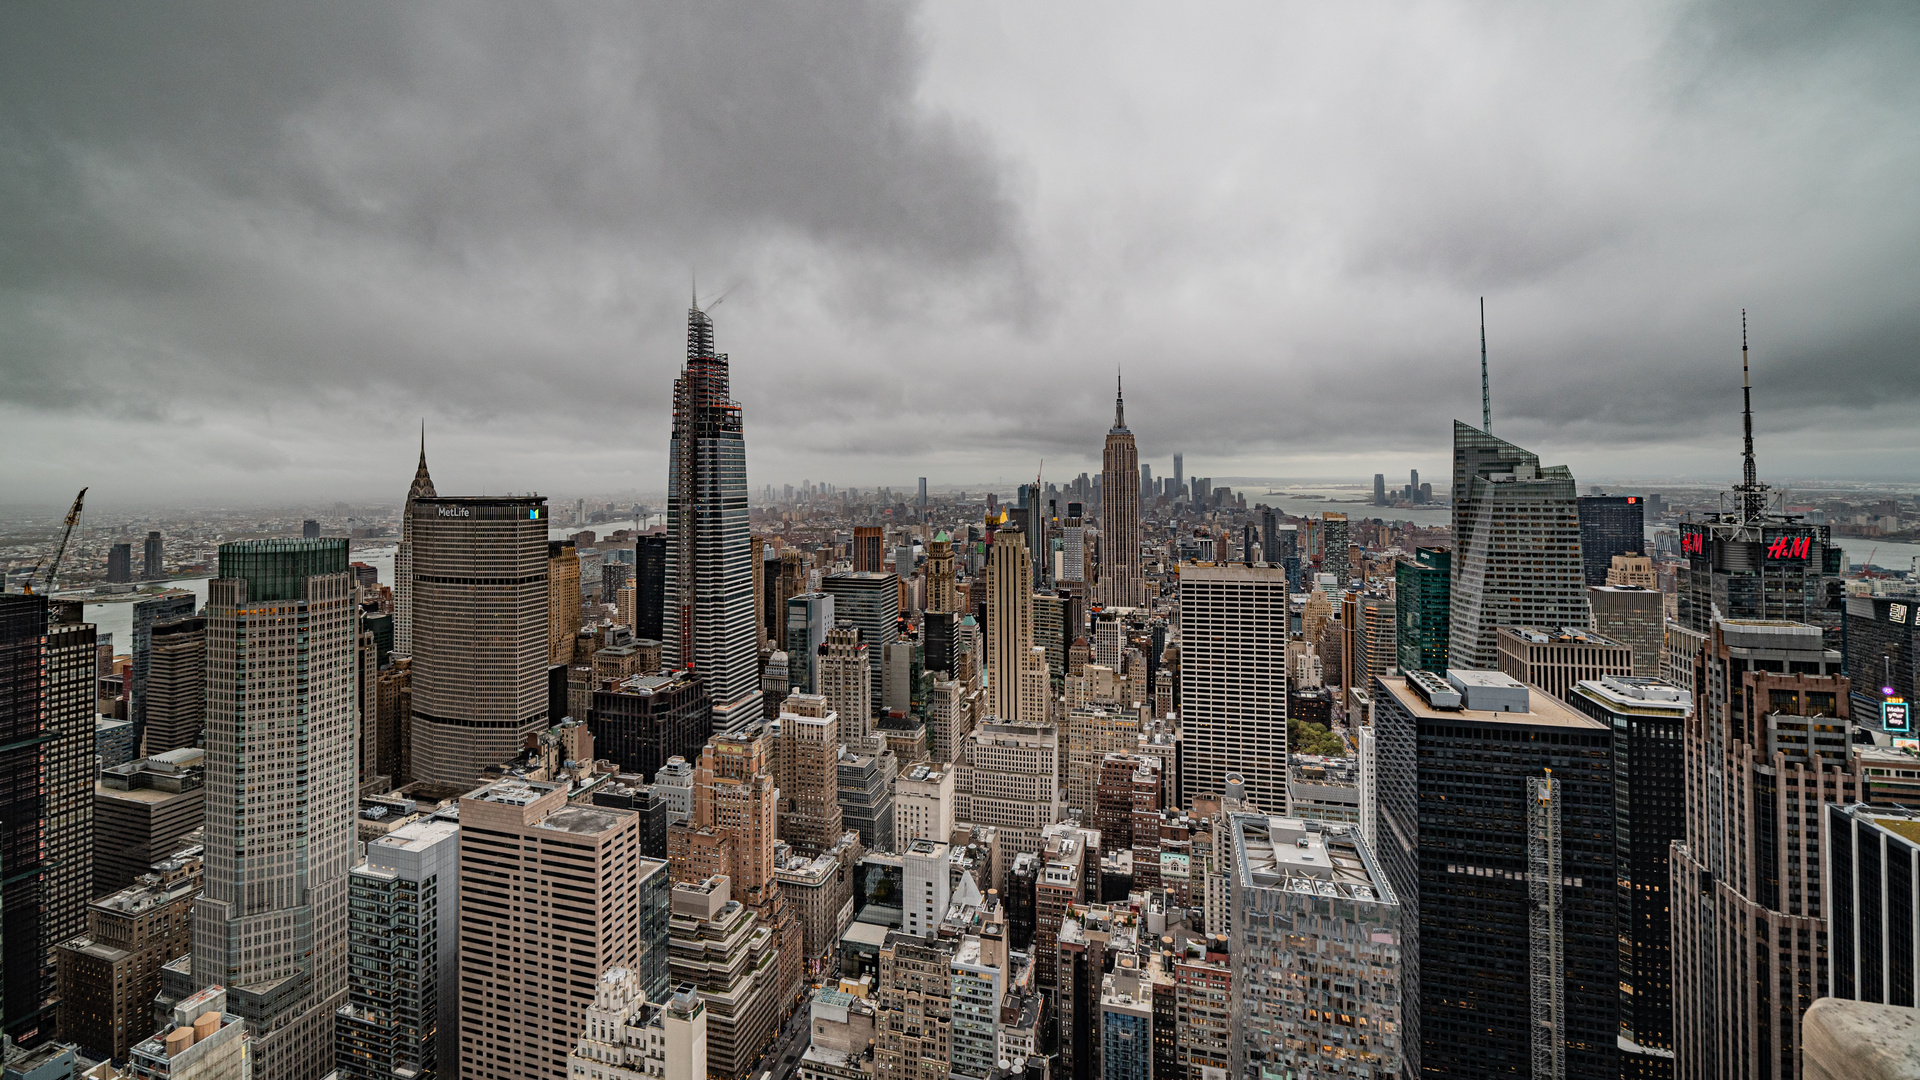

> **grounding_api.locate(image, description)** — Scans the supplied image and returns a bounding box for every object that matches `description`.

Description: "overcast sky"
[3,1,1917,511]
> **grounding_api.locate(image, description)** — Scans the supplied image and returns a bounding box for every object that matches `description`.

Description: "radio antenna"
[1480,297,1492,434]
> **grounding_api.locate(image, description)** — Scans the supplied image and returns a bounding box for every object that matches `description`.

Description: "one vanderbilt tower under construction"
[664,298,763,729]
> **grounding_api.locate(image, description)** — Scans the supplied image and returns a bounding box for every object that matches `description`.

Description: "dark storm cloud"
[1,0,1917,507]
[0,1,1015,421]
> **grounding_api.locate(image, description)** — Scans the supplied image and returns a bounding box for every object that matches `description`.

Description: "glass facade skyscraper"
[1395,547,1451,675]
[1448,421,1589,670]
[1576,495,1646,585]
[1372,672,1617,1078]
[196,538,358,1080]
[664,304,762,730]
[822,571,901,712]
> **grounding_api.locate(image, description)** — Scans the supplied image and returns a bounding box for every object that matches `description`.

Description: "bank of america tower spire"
[664,298,763,729]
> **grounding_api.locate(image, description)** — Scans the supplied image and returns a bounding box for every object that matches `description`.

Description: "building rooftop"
[539,804,626,836]
[1233,814,1394,904]
[1569,676,1693,714]
[1840,802,1920,847]
[369,817,460,853]
[1501,625,1625,647]
[1377,674,1601,730]
[472,779,559,806]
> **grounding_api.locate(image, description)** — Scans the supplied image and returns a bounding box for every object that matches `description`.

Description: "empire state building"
[664,301,763,729]
[1100,375,1142,607]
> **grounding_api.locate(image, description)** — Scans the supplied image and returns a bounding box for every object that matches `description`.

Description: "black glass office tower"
[635,533,667,643]
[1828,802,1920,1007]
[1577,495,1646,585]
[1567,675,1691,1079]
[0,596,48,1044]
[588,671,713,778]
[1372,672,1617,1078]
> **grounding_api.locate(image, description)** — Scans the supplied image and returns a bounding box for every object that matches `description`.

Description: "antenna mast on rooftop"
[1480,297,1492,435]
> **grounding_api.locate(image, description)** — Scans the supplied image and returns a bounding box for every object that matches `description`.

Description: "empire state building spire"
[1100,370,1141,606]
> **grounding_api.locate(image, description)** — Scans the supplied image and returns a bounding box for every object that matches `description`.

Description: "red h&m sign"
[1767,536,1812,560]
[1682,530,1705,555]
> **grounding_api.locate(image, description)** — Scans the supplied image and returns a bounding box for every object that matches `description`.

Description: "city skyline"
[4,4,1920,504]
[8,6,1920,1080]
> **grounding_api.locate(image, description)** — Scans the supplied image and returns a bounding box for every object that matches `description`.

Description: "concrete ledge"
[1803,998,1920,1080]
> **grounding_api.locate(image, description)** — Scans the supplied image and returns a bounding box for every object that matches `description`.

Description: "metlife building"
[408,494,552,783]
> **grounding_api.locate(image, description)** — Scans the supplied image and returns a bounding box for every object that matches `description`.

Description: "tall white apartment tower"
[1176,563,1290,813]
[195,538,360,1080]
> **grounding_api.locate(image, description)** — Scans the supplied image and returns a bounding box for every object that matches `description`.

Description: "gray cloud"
[1,0,1917,510]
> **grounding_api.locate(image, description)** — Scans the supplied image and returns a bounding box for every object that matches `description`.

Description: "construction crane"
[24,487,87,595]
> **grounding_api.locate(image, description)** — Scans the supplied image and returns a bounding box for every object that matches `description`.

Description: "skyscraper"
[925,532,957,612]
[817,624,872,743]
[1670,620,1858,1080]
[548,539,581,666]
[1587,584,1666,678]
[393,427,437,659]
[335,817,461,1080]
[784,592,835,695]
[664,302,763,730]
[142,615,207,755]
[1061,509,1086,587]
[107,543,132,584]
[822,571,899,711]
[854,526,885,574]
[985,529,1035,724]
[1100,377,1141,607]
[1448,421,1589,670]
[408,495,551,783]
[131,591,196,752]
[635,533,668,643]
[1227,815,1404,1080]
[1577,495,1646,585]
[1373,473,1387,506]
[0,594,51,1043]
[1320,512,1349,584]
[42,601,97,1033]
[142,531,164,581]
[1395,548,1451,675]
[1176,564,1290,813]
[1172,453,1183,496]
[1372,671,1616,1078]
[1565,674,1692,1078]
[0,598,97,1048]
[459,780,665,1080]
[776,693,844,856]
[1676,325,1842,649]
[195,538,358,1079]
